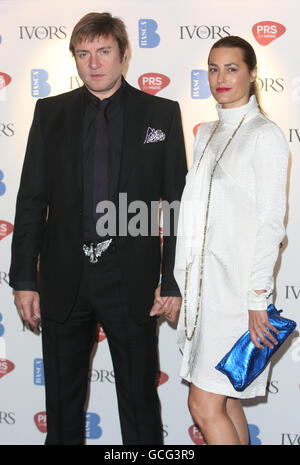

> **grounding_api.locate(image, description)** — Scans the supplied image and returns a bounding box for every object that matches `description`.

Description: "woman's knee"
[188,386,225,428]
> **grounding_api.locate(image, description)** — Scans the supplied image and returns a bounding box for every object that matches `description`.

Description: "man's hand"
[14,290,41,329]
[150,285,182,323]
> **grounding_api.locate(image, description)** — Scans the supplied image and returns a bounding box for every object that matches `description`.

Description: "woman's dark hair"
[209,36,265,114]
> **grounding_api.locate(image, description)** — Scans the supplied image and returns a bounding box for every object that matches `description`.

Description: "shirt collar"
[84,76,125,110]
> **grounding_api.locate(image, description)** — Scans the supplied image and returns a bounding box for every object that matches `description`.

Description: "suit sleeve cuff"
[160,288,182,298]
[10,281,38,292]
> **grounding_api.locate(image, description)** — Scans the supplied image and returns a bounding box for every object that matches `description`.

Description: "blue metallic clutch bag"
[215,304,297,391]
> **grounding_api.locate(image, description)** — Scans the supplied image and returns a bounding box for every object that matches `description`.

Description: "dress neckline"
[216,95,261,127]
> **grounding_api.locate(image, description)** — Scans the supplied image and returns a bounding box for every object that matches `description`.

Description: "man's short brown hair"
[69,12,129,59]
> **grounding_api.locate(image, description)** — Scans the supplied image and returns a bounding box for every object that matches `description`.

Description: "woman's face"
[208,47,257,108]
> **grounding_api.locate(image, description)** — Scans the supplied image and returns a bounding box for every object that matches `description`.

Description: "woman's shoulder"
[251,112,285,138]
[251,113,288,148]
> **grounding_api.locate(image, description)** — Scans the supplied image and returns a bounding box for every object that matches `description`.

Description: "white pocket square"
[144,127,166,144]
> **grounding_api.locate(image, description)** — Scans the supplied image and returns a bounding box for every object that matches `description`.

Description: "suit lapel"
[119,84,149,191]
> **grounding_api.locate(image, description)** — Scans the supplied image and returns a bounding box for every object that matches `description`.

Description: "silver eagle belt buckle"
[83,239,112,263]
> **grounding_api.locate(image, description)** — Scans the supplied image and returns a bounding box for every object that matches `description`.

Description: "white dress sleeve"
[247,123,289,310]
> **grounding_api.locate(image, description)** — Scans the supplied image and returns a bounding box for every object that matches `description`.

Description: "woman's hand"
[248,309,279,349]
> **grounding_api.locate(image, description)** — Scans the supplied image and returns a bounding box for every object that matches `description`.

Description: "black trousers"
[41,250,163,445]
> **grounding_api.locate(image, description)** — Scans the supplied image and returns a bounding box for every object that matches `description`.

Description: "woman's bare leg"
[226,397,249,445]
[188,384,240,445]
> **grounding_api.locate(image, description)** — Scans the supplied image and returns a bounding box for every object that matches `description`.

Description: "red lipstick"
[216,87,231,93]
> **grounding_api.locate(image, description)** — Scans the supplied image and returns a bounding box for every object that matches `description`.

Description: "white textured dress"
[174,96,289,398]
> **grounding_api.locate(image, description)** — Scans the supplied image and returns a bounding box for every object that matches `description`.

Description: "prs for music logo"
[34,411,103,438]
[188,424,206,445]
[0,313,15,376]
[34,412,47,433]
[138,73,170,95]
[0,220,13,240]
[0,72,11,90]
[193,123,205,137]
[0,312,15,379]
[188,423,262,445]
[0,359,15,379]
[0,73,12,101]
[96,323,107,342]
[156,370,169,387]
[252,21,286,46]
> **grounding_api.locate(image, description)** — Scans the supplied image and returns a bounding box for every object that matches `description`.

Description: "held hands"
[150,285,182,323]
[248,309,279,350]
[14,290,41,331]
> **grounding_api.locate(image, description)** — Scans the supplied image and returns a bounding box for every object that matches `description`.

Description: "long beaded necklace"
[184,114,247,341]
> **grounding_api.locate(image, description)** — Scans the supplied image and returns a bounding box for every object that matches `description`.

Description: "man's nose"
[89,53,101,69]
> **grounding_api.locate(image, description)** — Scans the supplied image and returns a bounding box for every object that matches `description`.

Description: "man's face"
[74,35,127,99]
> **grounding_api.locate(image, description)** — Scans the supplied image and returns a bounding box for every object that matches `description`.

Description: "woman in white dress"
[174,36,289,445]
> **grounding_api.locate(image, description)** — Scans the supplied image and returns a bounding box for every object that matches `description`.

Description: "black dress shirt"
[82,80,125,241]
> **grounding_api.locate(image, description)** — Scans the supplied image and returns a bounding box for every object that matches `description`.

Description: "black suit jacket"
[9,82,187,322]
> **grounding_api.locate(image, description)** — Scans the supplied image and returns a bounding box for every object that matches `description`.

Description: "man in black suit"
[9,12,187,445]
